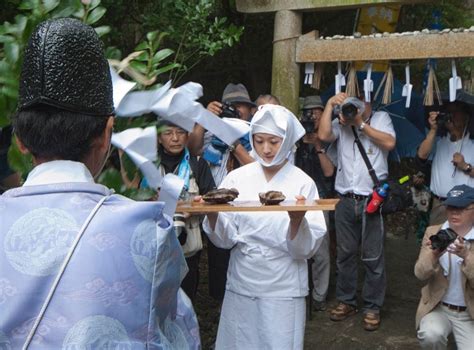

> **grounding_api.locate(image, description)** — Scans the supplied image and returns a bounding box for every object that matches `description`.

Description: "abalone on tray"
[202,188,239,204]
[259,191,286,205]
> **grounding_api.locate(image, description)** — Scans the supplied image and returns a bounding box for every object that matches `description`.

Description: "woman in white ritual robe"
[203,104,327,350]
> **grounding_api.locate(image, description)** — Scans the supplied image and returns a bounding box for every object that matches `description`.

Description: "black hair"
[13,105,109,161]
[428,101,474,139]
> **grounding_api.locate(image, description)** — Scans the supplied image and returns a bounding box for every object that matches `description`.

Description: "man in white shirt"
[417,96,474,226]
[415,184,474,350]
[319,92,396,331]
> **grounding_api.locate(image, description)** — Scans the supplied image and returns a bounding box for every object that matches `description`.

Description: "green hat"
[303,96,324,110]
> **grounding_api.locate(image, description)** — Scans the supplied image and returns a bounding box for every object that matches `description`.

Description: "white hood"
[250,104,305,167]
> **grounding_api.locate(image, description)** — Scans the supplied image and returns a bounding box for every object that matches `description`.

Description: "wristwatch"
[463,163,473,174]
[358,122,366,131]
[316,149,326,155]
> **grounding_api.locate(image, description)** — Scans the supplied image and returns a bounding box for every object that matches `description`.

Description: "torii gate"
[235,0,474,113]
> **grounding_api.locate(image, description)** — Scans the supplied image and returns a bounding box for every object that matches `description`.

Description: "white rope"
[23,195,110,349]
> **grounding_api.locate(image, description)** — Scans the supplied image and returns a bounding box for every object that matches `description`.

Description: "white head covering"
[250,104,305,167]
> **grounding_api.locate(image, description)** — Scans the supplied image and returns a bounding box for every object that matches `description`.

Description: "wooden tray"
[175,198,339,213]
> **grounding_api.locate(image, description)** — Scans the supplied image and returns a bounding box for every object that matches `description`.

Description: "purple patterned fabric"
[0,182,200,349]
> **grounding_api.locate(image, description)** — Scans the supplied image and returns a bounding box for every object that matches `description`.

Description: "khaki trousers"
[417,304,474,350]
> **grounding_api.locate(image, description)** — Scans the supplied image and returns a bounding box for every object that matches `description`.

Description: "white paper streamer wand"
[335,61,346,94]
[449,59,462,102]
[364,63,374,102]
[304,63,314,85]
[402,63,413,108]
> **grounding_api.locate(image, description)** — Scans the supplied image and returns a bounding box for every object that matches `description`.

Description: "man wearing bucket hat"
[0,18,199,349]
[417,91,474,226]
[415,184,474,349]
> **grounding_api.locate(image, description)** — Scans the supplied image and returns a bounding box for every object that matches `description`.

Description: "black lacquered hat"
[18,18,114,116]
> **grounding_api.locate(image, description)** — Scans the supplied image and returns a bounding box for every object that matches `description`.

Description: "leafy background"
[1,0,473,186]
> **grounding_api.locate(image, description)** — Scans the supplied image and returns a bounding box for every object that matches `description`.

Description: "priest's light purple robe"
[0,161,200,349]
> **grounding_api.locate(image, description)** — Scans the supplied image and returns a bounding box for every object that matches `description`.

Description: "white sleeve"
[286,180,327,259]
[203,212,238,249]
[372,111,396,138]
[332,118,341,140]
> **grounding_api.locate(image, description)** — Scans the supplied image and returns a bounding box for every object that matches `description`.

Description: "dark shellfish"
[259,191,286,205]
[202,188,239,204]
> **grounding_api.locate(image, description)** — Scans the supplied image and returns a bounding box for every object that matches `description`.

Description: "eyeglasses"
[161,129,187,138]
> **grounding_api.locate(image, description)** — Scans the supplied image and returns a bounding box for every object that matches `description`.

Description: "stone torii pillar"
[235,0,429,113]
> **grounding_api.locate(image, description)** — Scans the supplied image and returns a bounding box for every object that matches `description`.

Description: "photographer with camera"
[295,95,335,311]
[319,91,396,331]
[417,95,474,226]
[188,83,255,188]
[415,184,474,349]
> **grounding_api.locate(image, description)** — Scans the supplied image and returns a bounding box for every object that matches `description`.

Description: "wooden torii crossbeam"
[235,0,459,113]
[297,30,474,62]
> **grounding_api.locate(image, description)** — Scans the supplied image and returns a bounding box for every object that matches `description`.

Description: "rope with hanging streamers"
[311,63,324,90]
[345,63,359,97]
[382,65,394,105]
[423,65,443,106]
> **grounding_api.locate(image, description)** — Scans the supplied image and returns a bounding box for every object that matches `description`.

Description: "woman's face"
[158,126,188,155]
[252,133,283,164]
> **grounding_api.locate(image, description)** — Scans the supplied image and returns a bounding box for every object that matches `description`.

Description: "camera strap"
[351,126,380,187]
[23,195,110,349]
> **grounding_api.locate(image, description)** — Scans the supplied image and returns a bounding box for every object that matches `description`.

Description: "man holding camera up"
[415,184,474,349]
[189,83,255,187]
[319,92,396,331]
[417,97,474,226]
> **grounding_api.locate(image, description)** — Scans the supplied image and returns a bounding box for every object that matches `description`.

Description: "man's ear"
[15,136,30,155]
[97,116,114,153]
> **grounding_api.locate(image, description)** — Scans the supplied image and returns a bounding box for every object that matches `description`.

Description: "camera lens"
[342,103,358,120]
[219,102,240,119]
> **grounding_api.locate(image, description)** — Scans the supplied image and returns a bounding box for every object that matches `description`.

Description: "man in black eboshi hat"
[0,18,200,349]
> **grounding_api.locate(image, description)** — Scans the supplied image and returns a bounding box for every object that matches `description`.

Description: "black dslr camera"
[219,102,240,119]
[429,227,457,251]
[334,102,359,121]
[301,109,314,134]
[436,111,452,129]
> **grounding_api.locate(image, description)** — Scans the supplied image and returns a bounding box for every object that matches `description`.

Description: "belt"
[432,194,447,201]
[339,192,368,201]
[442,302,467,312]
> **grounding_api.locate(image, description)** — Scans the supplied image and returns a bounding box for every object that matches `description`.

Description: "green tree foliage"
[104,0,244,86]
[1,0,244,182]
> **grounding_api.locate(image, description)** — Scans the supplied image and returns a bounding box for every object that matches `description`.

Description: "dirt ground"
[193,210,455,349]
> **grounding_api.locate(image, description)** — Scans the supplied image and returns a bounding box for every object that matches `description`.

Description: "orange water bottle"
[366,183,389,214]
